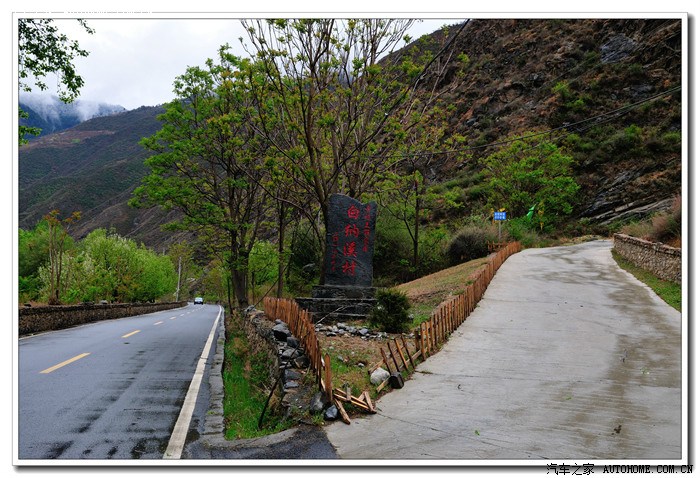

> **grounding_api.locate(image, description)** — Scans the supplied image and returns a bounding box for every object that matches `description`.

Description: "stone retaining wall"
[18,301,188,336]
[613,233,681,284]
[241,308,283,390]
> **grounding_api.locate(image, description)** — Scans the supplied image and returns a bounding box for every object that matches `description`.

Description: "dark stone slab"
[311,284,377,299]
[324,194,377,287]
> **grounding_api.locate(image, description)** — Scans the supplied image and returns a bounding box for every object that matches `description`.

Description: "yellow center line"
[122,330,141,338]
[154,321,164,326]
[40,353,90,374]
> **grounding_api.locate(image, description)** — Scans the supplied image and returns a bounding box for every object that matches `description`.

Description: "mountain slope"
[19,94,126,137]
[410,18,681,224]
[17,18,683,249]
[17,105,190,247]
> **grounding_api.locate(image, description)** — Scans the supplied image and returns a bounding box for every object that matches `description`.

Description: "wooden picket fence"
[372,241,522,392]
[487,241,509,252]
[263,297,332,401]
[262,297,375,424]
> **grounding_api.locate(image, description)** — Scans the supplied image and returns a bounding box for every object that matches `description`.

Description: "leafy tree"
[371,105,466,276]
[132,248,178,302]
[480,133,580,230]
[248,240,279,303]
[133,46,270,310]
[44,210,80,304]
[240,19,468,283]
[18,220,51,301]
[18,18,93,144]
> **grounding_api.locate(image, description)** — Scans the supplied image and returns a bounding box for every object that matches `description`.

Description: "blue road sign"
[494,211,507,221]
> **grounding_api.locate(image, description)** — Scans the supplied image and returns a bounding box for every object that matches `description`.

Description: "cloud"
[42,17,454,111]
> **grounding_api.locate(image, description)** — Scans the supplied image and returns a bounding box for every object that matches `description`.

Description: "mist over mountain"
[19,93,126,138]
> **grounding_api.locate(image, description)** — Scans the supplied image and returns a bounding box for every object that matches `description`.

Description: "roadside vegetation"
[611,251,681,312]
[17,19,682,437]
[222,314,291,438]
[618,195,682,248]
[611,194,682,311]
[19,214,179,305]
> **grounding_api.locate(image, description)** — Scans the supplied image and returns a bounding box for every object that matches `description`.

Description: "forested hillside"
[18,18,682,251]
[18,105,192,247]
[406,19,681,224]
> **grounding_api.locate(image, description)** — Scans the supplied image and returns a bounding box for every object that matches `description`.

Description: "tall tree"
[18,18,93,144]
[133,46,270,310]
[240,19,468,283]
[43,210,80,305]
[480,132,580,230]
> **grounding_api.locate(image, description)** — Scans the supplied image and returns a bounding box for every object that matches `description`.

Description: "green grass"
[612,250,681,312]
[395,256,488,325]
[222,315,291,439]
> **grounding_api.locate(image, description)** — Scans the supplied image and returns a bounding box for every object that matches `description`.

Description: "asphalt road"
[18,303,220,460]
[325,240,682,461]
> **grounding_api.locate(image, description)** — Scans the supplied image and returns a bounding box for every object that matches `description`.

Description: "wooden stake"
[401,335,416,369]
[380,347,393,374]
[362,391,375,413]
[333,398,351,424]
[394,338,410,372]
[387,341,401,373]
[324,353,332,403]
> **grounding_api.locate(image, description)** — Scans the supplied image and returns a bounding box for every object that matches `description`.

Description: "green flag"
[526,205,536,221]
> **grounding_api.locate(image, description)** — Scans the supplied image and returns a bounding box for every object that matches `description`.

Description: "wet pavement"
[324,240,683,461]
[18,304,220,460]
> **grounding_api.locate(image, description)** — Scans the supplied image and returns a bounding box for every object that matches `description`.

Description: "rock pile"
[315,322,388,340]
[268,319,342,420]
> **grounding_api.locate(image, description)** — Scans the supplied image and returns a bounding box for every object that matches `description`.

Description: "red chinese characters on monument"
[341,205,360,276]
[324,194,377,286]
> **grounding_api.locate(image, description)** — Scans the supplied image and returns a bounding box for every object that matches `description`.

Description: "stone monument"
[296,194,378,323]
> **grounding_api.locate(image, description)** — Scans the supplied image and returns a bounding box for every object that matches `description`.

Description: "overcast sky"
[23,17,461,111]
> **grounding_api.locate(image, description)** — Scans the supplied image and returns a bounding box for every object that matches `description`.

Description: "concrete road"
[18,303,220,460]
[325,240,682,461]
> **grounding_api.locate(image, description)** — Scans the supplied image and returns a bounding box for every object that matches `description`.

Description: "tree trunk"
[318,203,329,285]
[276,202,286,298]
[231,266,249,310]
[413,174,422,278]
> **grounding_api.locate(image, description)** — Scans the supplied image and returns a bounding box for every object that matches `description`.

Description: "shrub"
[446,225,497,265]
[286,223,322,294]
[505,217,542,248]
[650,195,681,244]
[620,220,653,240]
[373,214,414,284]
[369,288,412,333]
[552,81,573,101]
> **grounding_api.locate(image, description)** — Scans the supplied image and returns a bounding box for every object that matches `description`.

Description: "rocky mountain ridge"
[17,18,682,248]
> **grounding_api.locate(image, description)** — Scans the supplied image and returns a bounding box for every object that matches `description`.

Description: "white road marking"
[163,306,222,459]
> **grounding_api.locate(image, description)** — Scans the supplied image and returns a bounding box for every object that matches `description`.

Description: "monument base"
[296,285,377,324]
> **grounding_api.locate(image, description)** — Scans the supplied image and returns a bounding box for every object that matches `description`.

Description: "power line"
[379,84,681,160]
